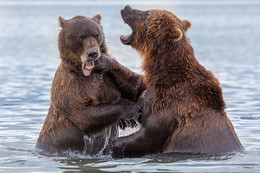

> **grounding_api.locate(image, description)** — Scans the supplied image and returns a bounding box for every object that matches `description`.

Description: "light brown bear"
[108,5,244,158]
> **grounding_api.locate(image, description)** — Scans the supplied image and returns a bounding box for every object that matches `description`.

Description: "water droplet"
[99,72,104,85]
[83,127,112,157]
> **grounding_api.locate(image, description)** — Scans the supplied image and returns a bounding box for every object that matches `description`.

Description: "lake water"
[0,0,260,172]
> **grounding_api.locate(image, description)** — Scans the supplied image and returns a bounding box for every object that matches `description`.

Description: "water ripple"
[0,1,260,172]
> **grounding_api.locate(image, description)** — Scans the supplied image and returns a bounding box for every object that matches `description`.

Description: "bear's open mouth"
[120,5,134,45]
[82,61,95,76]
[120,32,132,45]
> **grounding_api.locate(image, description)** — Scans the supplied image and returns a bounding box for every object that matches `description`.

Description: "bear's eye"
[79,35,87,40]
[93,33,100,38]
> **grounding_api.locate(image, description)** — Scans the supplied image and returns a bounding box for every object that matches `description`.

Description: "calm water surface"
[0,0,260,172]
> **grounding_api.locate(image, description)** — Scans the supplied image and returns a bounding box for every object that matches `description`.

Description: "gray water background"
[0,0,260,172]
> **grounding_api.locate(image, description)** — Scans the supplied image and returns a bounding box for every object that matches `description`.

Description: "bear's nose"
[124,5,133,12]
[88,50,99,61]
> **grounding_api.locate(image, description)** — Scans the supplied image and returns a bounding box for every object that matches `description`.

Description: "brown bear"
[109,5,244,157]
[36,14,145,155]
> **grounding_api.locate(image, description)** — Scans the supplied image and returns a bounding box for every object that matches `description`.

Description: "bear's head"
[120,5,191,57]
[58,14,105,76]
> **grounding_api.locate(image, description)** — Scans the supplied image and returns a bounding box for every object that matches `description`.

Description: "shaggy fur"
[112,6,243,158]
[36,14,145,155]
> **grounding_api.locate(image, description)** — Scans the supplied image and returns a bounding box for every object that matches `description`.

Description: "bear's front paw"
[131,97,144,118]
[119,99,143,125]
[94,54,115,72]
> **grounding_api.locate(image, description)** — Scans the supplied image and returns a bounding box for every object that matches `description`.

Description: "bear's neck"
[142,40,202,88]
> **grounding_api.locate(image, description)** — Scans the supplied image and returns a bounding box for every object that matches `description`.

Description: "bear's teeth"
[82,62,95,70]
[121,34,130,39]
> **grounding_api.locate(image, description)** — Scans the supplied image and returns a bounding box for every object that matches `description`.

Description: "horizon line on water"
[0,0,260,6]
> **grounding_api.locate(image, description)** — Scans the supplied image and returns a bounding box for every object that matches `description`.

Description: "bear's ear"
[182,20,191,31]
[171,27,183,42]
[58,16,67,28]
[92,13,102,24]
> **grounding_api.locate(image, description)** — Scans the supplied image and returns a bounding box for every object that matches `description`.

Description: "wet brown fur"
[36,15,145,155]
[112,8,243,157]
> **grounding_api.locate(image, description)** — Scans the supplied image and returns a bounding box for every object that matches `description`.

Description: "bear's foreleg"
[68,98,142,135]
[95,54,146,102]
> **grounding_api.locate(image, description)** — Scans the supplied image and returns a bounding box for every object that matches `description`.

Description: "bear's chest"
[84,72,121,105]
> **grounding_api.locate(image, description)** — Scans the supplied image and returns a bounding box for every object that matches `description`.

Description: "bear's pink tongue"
[120,34,131,41]
[82,61,95,76]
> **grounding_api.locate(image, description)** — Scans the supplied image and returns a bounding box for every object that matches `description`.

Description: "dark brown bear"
[36,14,145,155]
[111,5,244,157]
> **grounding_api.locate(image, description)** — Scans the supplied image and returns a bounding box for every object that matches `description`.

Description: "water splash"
[83,135,94,155]
[96,128,111,157]
[82,128,112,158]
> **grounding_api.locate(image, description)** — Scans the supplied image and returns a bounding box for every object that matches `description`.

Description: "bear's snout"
[88,50,99,61]
[123,5,133,12]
